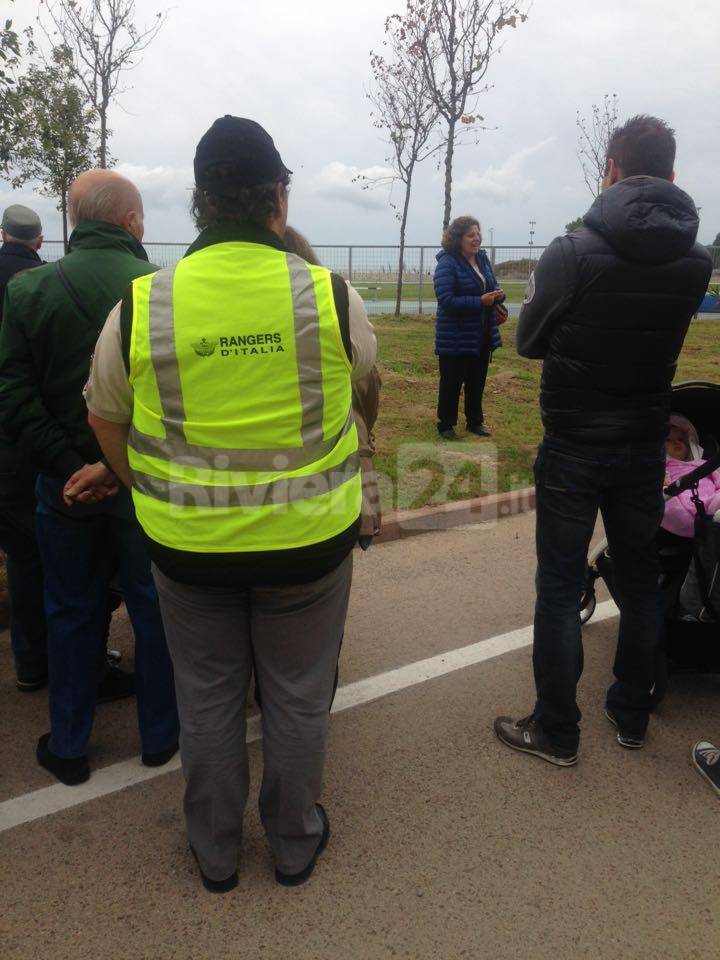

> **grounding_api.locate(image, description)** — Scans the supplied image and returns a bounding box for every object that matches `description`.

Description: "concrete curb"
[375,486,536,545]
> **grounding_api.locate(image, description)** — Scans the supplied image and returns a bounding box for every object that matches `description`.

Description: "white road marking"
[0,600,619,833]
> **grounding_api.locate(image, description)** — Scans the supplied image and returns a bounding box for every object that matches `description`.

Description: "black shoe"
[96,663,136,704]
[190,845,238,894]
[605,708,645,749]
[36,732,90,785]
[275,804,330,887]
[692,741,720,797]
[16,672,48,693]
[142,741,179,767]
[494,715,578,766]
[467,424,491,437]
[438,427,462,441]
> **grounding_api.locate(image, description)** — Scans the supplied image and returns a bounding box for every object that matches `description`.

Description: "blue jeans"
[532,436,665,752]
[35,478,179,759]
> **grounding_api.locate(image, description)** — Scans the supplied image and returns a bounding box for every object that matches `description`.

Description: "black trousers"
[437,346,491,431]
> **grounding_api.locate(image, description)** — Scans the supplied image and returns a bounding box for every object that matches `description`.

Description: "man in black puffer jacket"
[495,116,712,765]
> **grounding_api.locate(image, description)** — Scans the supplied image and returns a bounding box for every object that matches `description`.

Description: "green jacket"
[0,222,157,479]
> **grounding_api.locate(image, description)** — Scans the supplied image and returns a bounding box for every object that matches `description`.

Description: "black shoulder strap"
[330,271,352,364]
[55,260,101,332]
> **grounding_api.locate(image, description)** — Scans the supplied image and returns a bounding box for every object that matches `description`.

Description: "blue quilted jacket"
[433,249,503,356]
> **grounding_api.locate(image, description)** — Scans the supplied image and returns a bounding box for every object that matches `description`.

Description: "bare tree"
[576,93,619,198]
[403,0,528,230]
[360,14,443,315]
[38,0,167,167]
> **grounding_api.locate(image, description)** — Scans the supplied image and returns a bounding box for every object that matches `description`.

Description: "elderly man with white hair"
[0,171,179,785]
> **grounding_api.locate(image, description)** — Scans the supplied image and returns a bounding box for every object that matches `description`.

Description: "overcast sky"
[2,0,719,248]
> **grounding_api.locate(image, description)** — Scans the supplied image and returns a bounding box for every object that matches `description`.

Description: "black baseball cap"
[194,116,292,195]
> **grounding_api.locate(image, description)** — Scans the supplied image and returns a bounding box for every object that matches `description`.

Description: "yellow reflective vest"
[127,241,361,553]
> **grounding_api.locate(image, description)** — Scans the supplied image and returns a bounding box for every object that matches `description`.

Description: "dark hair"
[605,115,676,180]
[191,164,290,230]
[441,216,481,254]
[283,225,320,265]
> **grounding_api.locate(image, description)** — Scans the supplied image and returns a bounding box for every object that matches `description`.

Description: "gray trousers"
[152,554,352,881]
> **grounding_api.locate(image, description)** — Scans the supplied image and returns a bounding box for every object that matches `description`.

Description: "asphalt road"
[1,511,719,960]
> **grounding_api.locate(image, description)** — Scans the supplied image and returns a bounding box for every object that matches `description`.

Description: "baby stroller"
[580,381,720,703]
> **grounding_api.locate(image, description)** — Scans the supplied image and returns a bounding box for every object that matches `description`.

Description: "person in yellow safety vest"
[86,116,377,894]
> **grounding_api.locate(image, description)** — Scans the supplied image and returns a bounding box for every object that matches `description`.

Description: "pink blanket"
[662,458,720,538]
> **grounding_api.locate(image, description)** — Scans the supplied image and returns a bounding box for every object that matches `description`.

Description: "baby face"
[666,425,690,460]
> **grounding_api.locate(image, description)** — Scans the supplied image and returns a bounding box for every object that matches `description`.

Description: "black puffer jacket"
[516,176,713,443]
[0,242,42,320]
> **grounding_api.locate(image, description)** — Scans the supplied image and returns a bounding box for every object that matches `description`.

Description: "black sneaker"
[494,715,578,766]
[142,741,179,768]
[605,708,645,749]
[275,804,330,887]
[692,741,720,797]
[96,663,136,704]
[16,672,48,693]
[438,427,462,441]
[190,845,238,894]
[467,424,492,437]
[36,732,90,785]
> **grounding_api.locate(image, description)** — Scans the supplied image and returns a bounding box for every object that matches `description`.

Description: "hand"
[63,462,119,506]
[481,289,505,307]
[495,303,509,325]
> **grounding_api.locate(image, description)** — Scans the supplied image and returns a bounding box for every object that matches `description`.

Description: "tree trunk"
[443,118,456,231]
[395,173,414,318]
[61,189,68,253]
[99,104,107,168]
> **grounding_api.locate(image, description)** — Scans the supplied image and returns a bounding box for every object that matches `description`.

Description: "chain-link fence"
[39,241,720,315]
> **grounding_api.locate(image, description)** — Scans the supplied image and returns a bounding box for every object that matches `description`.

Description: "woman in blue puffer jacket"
[433,216,507,439]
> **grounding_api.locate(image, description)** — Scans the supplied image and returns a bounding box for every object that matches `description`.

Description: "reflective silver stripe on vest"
[129,406,354,472]
[148,265,185,444]
[131,255,346,471]
[287,253,324,449]
[132,451,360,509]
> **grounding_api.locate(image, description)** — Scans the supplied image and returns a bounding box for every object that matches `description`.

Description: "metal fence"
[39,241,720,315]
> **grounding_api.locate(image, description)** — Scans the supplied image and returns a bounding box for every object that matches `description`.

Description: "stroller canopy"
[669,381,720,459]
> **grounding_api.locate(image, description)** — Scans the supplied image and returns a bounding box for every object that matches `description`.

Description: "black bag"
[679,493,720,623]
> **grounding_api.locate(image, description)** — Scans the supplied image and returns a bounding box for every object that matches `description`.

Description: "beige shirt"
[86,280,377,423]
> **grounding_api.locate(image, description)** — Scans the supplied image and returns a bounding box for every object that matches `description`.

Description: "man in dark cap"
[86,116,376,892]
[0,204,44,310]
[0,204,47,689]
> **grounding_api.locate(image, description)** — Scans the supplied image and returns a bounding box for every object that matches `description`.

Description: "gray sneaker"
[494,715,578,766]
[605,708,645,749]
[692,741,720,797]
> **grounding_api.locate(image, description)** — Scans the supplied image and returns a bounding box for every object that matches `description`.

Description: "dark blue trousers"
[35,478,178,759]
[0,439,47,681]
[532,436,665,752]
[0,494,47,681]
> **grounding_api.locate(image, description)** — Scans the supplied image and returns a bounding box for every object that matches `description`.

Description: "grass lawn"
[354,281,527,304]
[373,315,720,512]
